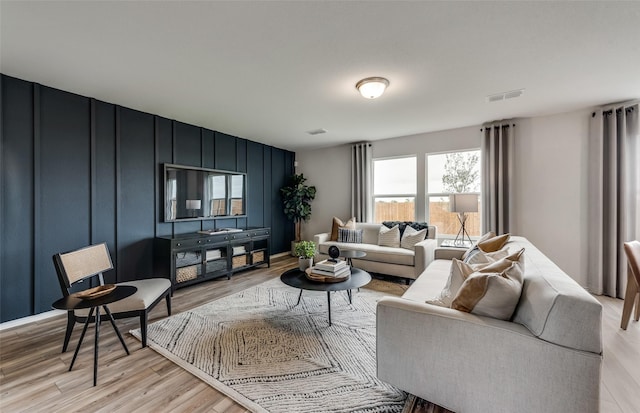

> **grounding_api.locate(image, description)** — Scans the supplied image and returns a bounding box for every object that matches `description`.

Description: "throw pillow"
[400,226,427,250]
[382,221,429,238]
[426,258,475,307]
[464,247,510,266]
[330,216,355,241]
[451,248,525,320]
[378,224,400,248]
[462,231,496,260]
[478,233,511,253]
[337,228,363,243]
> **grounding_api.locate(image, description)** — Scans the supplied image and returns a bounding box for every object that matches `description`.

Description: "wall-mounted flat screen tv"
[164,164,246,222]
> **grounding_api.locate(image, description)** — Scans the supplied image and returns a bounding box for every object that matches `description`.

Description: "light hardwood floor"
[1,257,639,413]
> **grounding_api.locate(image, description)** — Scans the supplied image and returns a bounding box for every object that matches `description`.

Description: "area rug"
[131,277,451,413]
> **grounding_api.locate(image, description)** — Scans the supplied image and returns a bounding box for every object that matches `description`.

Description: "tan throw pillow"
[478,233,511,253]
[400,226,427,250]
[451,248,525,320]
[426,259,475,307]
[462,231,496,260]
[330,216,355,241]
[378,224,400,248]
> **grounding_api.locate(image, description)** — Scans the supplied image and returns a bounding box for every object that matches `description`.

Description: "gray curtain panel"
[588,102,640,298]
[351,142,372,222]
[481,122,515,235]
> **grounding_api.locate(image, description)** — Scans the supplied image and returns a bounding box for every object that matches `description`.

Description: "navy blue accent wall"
[0,74,295,322]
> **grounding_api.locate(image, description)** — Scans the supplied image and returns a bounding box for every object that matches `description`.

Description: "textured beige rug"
[132,276,452,413]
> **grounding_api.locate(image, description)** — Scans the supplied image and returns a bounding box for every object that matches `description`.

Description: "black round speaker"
[328,245,340,260]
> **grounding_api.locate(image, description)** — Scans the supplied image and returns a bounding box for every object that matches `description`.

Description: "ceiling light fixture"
[356,77,389,99]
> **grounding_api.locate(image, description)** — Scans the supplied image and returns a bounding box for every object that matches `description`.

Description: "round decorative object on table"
[305,267,350,283]
[328,245,340,260]
[71,284,116,300]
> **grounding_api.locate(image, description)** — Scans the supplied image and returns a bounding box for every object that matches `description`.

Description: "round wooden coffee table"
[280,267,371,326]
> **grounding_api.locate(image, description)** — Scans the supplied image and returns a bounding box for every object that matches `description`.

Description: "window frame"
[372,155,417,223]
[425,149,482,237]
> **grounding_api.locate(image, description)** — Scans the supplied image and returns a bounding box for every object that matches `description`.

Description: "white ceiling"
[1,1,639,151]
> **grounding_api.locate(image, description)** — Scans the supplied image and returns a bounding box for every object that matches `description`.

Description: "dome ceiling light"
[355,77,389,99]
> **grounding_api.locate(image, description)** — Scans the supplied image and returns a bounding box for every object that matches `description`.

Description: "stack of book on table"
[310,259,351,278]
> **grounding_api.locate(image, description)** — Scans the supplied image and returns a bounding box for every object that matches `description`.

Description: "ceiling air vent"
[486,89,524,103]
[306,128,327,135]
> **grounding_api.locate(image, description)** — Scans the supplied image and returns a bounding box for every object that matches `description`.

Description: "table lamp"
[449,194,478,245]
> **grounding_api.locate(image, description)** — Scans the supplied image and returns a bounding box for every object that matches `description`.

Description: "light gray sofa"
[377,236,603,413]
[313,223,437,282]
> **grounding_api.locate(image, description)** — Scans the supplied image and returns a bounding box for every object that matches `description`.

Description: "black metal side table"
[52,285,137,386]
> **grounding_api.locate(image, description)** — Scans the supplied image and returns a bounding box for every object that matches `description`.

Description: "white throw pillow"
[464,248,510,266]
[378,225,400,248]
[400,226,427,250]
[451,249,525,320]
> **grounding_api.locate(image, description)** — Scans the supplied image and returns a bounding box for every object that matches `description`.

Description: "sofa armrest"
[414,238,436,276]
[313,233,330,245]
[376,297,601,413]
[434,247,466,261]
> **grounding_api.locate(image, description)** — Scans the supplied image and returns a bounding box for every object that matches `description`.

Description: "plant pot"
[298,257,313,271]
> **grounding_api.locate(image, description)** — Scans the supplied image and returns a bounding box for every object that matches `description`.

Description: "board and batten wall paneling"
[271,148,286,253]
[155,117,174,238]
[92,99,117,284]
[117,107,155,282]
[38,86,91,313]
[1,76,34,320]
[0,73,295,322]
[247,141,265,228]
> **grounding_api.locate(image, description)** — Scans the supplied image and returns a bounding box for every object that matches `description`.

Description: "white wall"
[513,109,591,286]
[295,144,352,240]
[297,109,592,286]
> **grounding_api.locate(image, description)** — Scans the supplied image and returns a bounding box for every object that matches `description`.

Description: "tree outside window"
[427,150,481,236]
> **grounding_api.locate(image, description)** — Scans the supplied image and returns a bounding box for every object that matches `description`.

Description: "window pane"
[374,197,415,223]
[374,157,416,195]
[427,151,480,194]
[428,196,481,237]
[427,150,482,236]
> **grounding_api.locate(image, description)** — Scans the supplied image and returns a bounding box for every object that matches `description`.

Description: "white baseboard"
[0,309,65,331]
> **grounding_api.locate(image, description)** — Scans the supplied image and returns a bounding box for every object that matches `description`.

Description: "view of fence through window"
[427,150,481,237]
[373,156,416,223]
[372,151,482,237]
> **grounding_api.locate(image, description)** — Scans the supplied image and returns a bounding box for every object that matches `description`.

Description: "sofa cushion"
[338,228,363,243]
[400,226,427,251]
[451,249,525,320]
[331,216,355,241]
[318,241,415,266]
[403,259,452,303]
[379,225,400,248]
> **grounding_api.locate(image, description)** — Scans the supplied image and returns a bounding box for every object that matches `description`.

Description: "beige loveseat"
[313,222,437,282]
[377,236,603,413]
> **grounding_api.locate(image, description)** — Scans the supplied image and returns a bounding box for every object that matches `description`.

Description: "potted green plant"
[280,173,317,244]
[294,240,316,271]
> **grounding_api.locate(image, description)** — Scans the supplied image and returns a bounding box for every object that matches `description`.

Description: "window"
[426,150,481,237]
[373,156,416,223]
